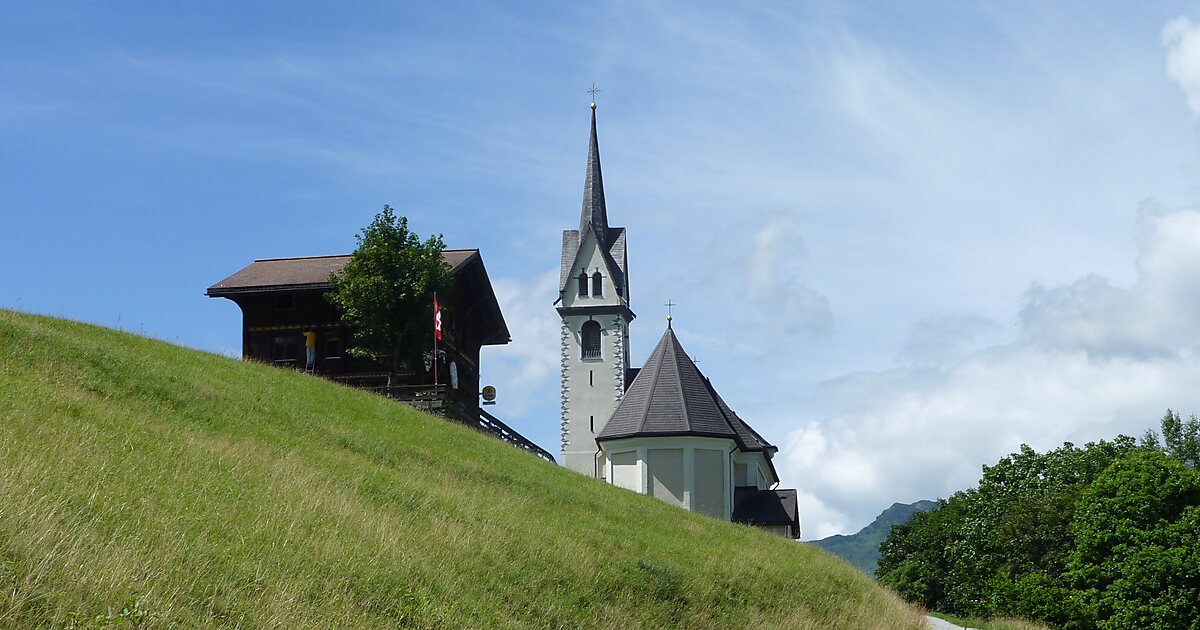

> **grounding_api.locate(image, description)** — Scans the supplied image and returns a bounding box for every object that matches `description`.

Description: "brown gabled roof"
[206,249,478,295]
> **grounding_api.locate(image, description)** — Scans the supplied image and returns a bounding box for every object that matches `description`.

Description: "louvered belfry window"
[581,320,601,359]
[592,271,603,297]
[578,271,589,297]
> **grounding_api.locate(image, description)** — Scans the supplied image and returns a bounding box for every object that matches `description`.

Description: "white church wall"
[647,448,684,507]
[610,450,639,492]
[731,451,775,489]
[558,226,633,478]
[693,449,726,519]
[600,436,735,518]
[559,313,628,476]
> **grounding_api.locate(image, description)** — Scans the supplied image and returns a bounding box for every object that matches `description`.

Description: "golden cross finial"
[664,299,675,322]
[588,83,601,109]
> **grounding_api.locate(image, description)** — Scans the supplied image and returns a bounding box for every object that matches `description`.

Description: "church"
[557,103,801,539]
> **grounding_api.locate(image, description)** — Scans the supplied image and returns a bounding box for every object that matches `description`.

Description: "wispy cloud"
[785,203,1200,538]
[1164,17,1200,117]
[480,270,561,431]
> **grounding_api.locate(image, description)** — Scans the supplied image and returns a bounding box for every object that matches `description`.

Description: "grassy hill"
[0,310,926,629]
[811,500,937,577]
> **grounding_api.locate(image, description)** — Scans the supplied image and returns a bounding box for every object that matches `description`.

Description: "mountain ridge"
[811,500,938,576]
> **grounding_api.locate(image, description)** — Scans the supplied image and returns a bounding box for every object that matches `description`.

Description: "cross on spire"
[664,299,676,324]
[588,83,601,109]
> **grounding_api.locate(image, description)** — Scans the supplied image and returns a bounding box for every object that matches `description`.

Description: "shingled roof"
[559,107,628,300]
[206,249,477,295]
[597,324,776,457]
[580,107,609,249]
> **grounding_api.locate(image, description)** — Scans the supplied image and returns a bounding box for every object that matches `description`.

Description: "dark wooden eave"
[206,249,510,345]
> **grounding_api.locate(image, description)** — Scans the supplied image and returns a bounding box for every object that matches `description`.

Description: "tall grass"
[0,310,926,629]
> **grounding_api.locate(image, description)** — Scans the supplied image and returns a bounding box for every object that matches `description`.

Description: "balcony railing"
[368,384,447,410]
[475,407,556,463]
[366,384,555,463]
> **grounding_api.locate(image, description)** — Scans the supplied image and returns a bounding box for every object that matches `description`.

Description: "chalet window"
[325,336,342,359]
[577,271,589,298]
[272,335,297,364]
[592,271,603,297]
[581,320,601,359]
[247,336,269,361]
[273,294,295,310]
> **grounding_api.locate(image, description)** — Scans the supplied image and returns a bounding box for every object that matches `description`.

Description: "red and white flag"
[433,294,443,341]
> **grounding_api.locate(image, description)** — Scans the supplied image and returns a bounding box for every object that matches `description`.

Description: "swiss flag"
[434,294,443,341]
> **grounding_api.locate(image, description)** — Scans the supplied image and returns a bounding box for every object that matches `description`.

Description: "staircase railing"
[474,407,557,463]
[368,384,556,463]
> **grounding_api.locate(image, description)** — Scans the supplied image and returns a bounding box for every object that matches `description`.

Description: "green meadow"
[0,310,925,629]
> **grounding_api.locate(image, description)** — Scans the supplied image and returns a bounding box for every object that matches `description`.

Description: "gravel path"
[927,616,974,630]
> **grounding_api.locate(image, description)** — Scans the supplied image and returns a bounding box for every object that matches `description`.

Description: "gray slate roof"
[558,107,628,299]
[597,324,775,455]
[580,108,609,248]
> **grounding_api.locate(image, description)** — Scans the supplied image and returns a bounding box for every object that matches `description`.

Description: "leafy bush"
[1068,450,1200,629]
[879,411,1200,629]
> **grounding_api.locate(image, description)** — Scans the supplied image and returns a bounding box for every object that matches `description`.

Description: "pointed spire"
[580,105,609,248]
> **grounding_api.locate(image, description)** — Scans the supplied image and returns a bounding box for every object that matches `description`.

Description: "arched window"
[581,320,601,359]
[577,271,589,298]
[592,271,603,297]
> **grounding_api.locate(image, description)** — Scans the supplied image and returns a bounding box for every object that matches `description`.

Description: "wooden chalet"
[206,250,554,462]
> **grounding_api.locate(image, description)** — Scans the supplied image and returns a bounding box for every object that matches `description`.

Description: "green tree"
[877,411,1200,628]
[1068,449,1200,629]
[1145,409,1200,469]
[328,206,451,387]
[877,497,966,610]
[877,437,1140,626]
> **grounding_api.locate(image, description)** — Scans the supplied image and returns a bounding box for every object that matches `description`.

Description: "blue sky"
[5,2,1200,537]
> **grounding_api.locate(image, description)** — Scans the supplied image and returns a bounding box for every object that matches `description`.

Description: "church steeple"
[557,98,635,477]
[580,104,609,248]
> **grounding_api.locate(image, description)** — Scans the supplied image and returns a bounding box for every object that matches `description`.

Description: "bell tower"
[556,101,635,477]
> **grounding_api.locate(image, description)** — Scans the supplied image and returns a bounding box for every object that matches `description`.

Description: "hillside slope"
[811,501,937,577]
[0,311,926,629]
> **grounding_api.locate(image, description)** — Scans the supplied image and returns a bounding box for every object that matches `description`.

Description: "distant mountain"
[810,500,937,577]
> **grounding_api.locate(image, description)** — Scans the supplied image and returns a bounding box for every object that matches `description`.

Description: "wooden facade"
[206,249,510,419]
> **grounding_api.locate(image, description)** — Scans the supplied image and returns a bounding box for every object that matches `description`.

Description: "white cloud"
[480,269,560,420]
[743,214,834,339]
[1164,17,1200,117]
[787,205,1200,539]
[1021,202,1200,358]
